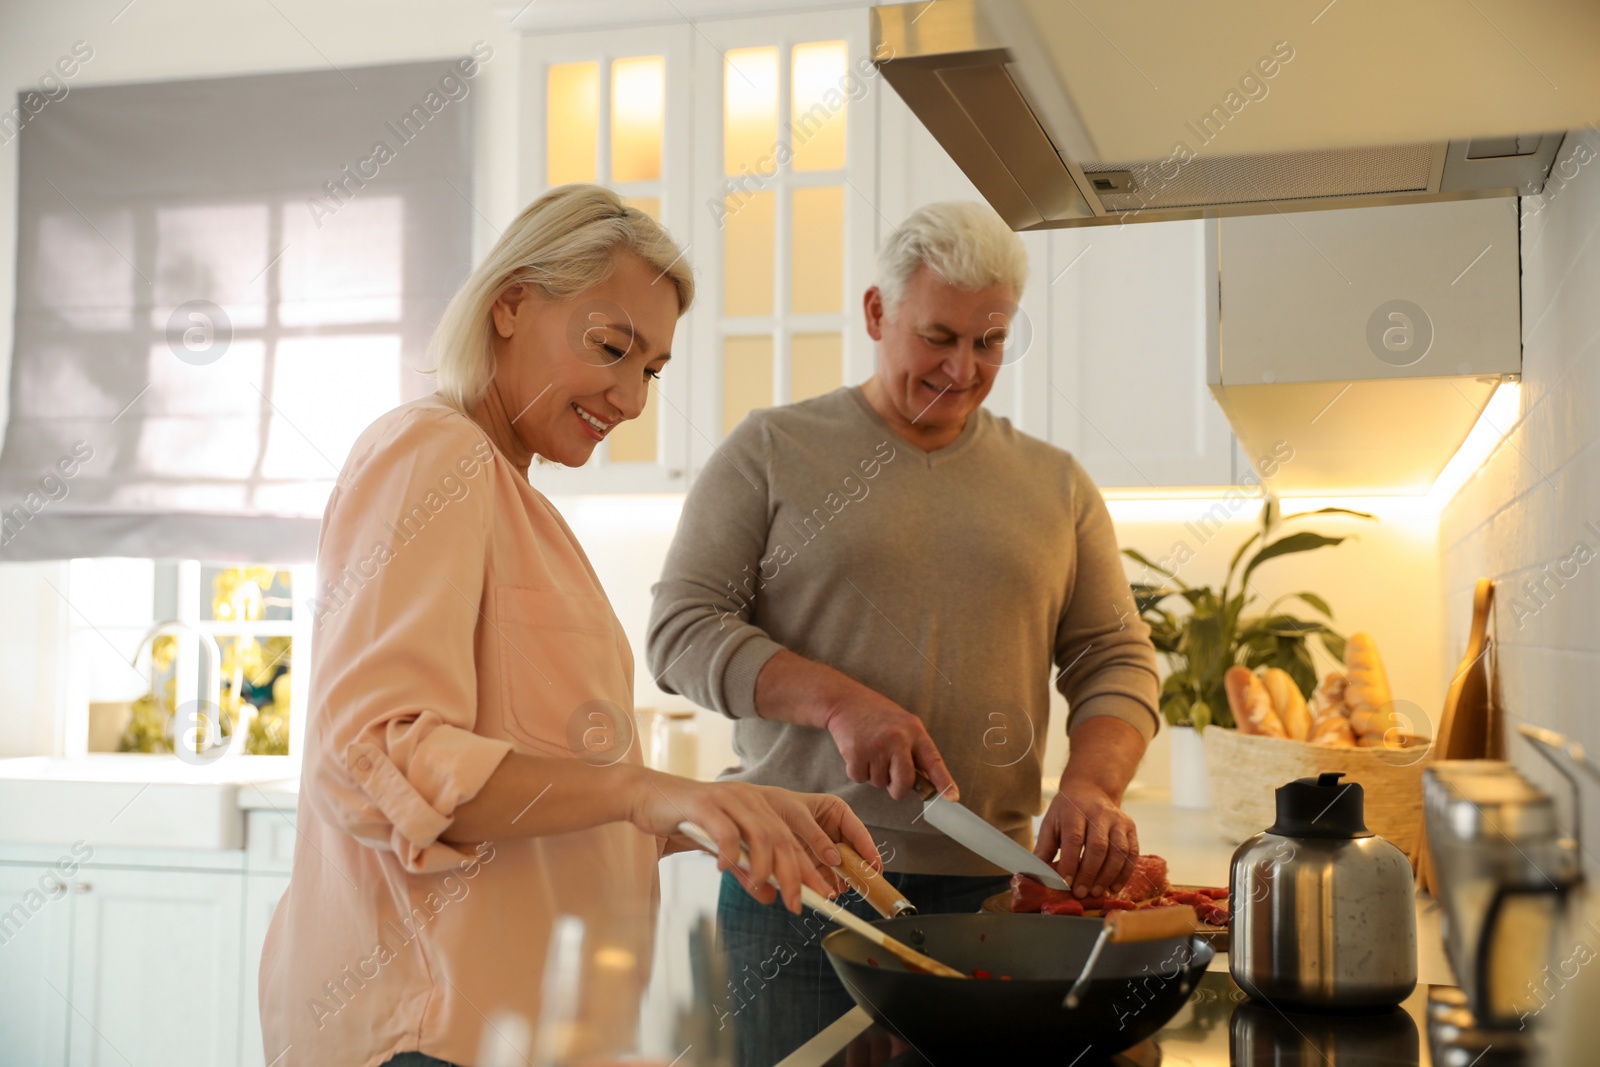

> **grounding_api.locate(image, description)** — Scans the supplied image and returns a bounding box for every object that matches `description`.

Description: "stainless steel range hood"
[871,0,1574,230]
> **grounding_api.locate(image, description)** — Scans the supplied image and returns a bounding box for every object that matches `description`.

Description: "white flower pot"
[1169,725,1212,810]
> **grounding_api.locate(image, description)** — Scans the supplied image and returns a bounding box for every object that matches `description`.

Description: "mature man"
[647,202,1160,1065]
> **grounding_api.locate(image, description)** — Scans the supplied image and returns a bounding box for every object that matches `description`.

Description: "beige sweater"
[647,387,1160,874]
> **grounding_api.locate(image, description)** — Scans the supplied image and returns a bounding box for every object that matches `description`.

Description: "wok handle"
[1065,905,1202,1009]
[832,842,915,918]
[1107,904,1201,943]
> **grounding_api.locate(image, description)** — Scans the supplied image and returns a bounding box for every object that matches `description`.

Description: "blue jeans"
[712,868,1009,1067]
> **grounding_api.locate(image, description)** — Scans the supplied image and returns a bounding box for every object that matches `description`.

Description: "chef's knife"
[913,772,1071,891]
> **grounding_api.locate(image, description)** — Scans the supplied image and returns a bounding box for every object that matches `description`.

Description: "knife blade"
[914,774,1071,891]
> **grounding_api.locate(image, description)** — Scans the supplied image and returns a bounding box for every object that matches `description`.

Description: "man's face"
[864,264,1018,436]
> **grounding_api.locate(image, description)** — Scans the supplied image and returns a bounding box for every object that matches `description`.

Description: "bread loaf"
[1310,672,1349,719]
[1309,711,1356,747]
[1343,632,1396,741]
[1225,666,1287,737]
[1261,668,1312,741]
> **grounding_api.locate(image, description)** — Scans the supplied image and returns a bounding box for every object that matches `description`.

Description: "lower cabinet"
[0,810,290,1067]
[0,864,73,1065]
[66,868,243,1067]
[239,874,290,1067]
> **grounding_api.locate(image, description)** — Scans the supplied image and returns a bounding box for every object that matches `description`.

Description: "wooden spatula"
[831,841,916,917]
[676,822,966,978]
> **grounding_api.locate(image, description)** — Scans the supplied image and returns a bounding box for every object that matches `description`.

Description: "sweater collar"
[846,385,984,465]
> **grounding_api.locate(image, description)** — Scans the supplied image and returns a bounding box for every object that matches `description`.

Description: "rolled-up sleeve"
[304,411,513,873]
[1054,465,1162,743]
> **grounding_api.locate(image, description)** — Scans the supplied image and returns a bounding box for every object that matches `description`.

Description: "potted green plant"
[1123,499,1375,808]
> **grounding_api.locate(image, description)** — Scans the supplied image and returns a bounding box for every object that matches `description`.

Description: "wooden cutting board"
[1412,577,1498,896]
[981,886,1232,951]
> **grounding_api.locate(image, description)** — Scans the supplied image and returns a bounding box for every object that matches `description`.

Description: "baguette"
[1309,711,1356,747]
[1343,632,1396,740]
[1261,668,1312,741]
[1310,671,1349,719]
[1225,666,1287,737]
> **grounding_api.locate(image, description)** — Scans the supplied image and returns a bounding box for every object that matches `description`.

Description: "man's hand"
[823,684,957,801]
[1036,777,1139,897]
[1033,715,1147,898]
[754,650,958,801]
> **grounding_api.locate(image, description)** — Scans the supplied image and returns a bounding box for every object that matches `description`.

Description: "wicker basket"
[1202,726,1431,854]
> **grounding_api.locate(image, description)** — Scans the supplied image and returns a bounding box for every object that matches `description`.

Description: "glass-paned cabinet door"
[689,10,878,473]
[521,26,693,493]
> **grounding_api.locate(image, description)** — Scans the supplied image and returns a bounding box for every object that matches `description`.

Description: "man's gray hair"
[875,201,1028,316]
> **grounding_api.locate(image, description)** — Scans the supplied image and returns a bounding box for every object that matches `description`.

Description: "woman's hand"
[629,769,881,913]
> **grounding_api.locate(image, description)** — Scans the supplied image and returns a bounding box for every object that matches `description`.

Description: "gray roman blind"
[0,59,477,562]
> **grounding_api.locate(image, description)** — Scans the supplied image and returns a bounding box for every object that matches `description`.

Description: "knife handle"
[912,770,938,802]
[832,842,915,918]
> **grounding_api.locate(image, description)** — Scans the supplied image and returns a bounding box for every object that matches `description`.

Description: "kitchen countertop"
[777,788,1458,1067]
[237,776,299,810]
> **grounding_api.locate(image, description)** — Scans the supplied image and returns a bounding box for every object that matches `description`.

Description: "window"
[0,59,475,563]
[70,559,312,762]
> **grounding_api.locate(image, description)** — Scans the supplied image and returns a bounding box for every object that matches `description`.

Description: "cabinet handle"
[73,882,92,893]
[43,879,66,895]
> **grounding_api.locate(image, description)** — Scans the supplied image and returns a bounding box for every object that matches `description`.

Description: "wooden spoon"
[676,821,966,979]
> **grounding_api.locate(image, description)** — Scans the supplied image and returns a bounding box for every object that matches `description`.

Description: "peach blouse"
[260,396,660,1067]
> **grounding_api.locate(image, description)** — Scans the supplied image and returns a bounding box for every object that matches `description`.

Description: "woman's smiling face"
[489,251,680,467]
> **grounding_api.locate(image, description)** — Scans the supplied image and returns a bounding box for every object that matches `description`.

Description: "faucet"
[130,621,236,759]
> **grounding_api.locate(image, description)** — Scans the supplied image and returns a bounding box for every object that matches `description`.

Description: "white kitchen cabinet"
[1047,220,1237,487]
[0,864,72,1065]
[519,24,697,495]
[239,874,290,1067]
[0,809,285,1067]
[67,866,243,1067]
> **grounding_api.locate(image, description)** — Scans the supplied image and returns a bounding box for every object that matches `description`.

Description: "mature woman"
[260,184,877,1067]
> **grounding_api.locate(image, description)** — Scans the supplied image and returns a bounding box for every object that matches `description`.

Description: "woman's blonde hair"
[430,184,695,410]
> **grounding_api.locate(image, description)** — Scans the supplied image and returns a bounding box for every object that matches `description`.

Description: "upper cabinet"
[520,25,695,494]
[519,11,878,492]
[519,7,1241,492]
[684,10,880,476]
[1211,197,1522,494]
[1047,220,1235,487]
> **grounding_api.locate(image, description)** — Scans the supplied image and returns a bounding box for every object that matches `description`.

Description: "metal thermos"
[1230,772,1418,1008]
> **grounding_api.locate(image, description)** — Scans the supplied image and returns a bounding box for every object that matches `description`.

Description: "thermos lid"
[1268,772,1372,839]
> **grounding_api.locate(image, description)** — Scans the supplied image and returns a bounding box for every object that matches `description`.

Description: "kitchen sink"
[0,754,296,850]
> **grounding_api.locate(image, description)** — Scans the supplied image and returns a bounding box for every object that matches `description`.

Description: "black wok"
[822,912,1213,1060]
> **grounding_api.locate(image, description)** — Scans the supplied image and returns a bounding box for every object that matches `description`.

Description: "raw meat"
[1040,897,1085,916]
[1116,855,1170,902]
[1009,854,1170,913]
[1007,855,1231,927]
[1009,873,1056,913]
